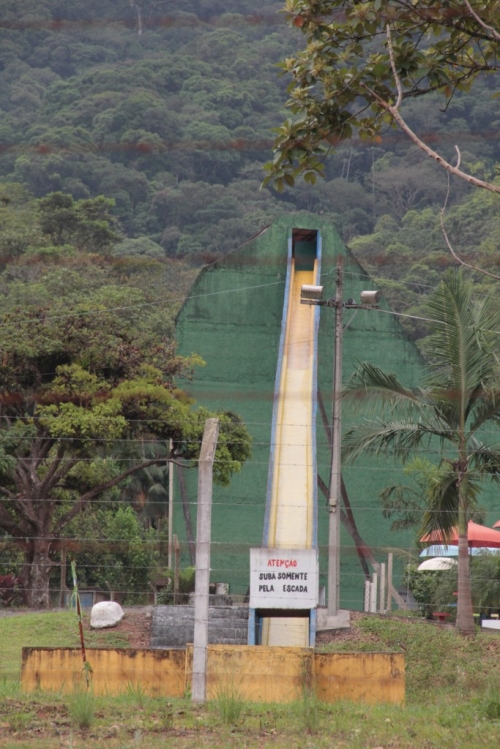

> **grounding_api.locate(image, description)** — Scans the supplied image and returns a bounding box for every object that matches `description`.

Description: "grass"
[67,687,96,730]
[0,612,130,682]
[1,612,500,747]
[211,680,245,726]
[1,693,500,748]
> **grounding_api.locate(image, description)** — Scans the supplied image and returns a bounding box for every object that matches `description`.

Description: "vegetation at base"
[0,614,499,747]
[404,553,500,622]
[343,270,500,633]
[211,680,245,726]
[67,687,96,730]
[319,614,500,704]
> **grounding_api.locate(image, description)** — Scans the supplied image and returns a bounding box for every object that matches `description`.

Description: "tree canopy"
[0,190,252,607]
[266,1,500,191]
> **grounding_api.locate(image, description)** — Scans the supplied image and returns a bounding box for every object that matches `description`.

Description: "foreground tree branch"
[265,1,500,191]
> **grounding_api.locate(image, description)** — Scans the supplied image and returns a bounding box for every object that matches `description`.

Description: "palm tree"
[122,442,170,530]
[342,269,500,633]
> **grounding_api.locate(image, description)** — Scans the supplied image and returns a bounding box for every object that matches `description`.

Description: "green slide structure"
[174,213,499,626]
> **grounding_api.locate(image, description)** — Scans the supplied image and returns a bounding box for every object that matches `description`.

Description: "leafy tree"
[343,269,500,633]
[266,0,500,194]
[403,564,442,619]
[0,292,251,607]
[66,504,164,602]
[0,197,251,608]
[470,554,500,612]
[433,554,500,616]
[112,237,164,259]
[37,192,120,252]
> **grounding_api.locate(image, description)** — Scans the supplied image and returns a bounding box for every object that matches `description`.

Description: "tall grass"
[212,681,245,726]
[124,681,150,709]
[297,658,321,733]
[67,687,96,729]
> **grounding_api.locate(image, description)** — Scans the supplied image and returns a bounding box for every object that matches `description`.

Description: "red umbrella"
[420,520,500,548]
[493,520,500,529]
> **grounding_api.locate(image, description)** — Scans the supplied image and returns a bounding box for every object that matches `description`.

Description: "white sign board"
[249,548,319,610]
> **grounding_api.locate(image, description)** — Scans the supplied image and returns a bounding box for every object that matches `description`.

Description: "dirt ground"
[86,607,153,647]
[111,609,366,649]
[315,610,366,646]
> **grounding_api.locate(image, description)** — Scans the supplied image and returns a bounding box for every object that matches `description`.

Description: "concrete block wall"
[151,605,249,648]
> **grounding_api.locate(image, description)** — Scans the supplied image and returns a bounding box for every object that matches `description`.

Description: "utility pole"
[327,256,344,617]
[192,418,219,704]
[300,266,380,619]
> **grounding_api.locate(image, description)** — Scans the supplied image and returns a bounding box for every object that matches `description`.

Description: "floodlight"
[300,284,324,302]
[360,290,381,306]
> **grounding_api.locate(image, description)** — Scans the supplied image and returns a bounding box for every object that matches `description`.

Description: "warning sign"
[249,548,319,609]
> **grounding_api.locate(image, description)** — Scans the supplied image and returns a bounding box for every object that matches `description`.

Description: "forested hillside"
[1,0,500,331]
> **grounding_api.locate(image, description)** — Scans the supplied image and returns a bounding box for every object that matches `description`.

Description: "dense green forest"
[1,1,500,323]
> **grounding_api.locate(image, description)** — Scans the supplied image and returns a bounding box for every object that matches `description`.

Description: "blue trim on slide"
[311,231,322,548]
[262,232,293,547]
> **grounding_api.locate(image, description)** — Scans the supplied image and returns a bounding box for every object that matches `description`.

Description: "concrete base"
[316,607,351,632]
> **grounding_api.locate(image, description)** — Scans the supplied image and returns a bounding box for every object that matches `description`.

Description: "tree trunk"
[455,499,475,634]
[27,539,53,609]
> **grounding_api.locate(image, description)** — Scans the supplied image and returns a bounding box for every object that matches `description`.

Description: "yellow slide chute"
[262,262,317,647]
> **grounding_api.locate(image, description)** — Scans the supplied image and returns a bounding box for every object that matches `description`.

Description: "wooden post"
[59,547,67,609]
[192,418,219,704]
[364,580,371,612]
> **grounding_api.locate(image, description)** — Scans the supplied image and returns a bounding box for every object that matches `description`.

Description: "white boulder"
[90,601,124,629]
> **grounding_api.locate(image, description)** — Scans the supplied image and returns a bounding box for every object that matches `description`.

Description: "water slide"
[261,240,320,646]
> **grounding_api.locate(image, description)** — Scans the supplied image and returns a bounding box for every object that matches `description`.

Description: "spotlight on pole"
[360,290,381,306]
[300,285,324,303]
[300,268,380,617]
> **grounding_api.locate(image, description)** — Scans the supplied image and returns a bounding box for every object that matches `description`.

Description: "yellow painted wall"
[21,646,404,704]
[315,652,405,705]
[21,647,186,696]
[187,644,313,703]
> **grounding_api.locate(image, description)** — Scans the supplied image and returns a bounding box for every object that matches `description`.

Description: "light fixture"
[360,290,381,306]
[300,284,324,303]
